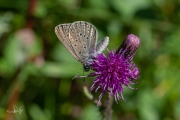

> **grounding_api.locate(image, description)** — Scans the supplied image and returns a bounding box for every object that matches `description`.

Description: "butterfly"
[55,21,109,71]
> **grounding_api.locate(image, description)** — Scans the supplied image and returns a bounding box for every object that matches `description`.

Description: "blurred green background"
[0,0,180,120]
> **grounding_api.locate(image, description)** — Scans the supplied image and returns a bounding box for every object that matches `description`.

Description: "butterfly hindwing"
[96,37,109,55]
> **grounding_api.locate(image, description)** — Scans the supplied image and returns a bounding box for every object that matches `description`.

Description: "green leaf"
[80,104,101,120]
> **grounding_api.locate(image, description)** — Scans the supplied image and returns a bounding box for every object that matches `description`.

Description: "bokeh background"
[0,0,180,120]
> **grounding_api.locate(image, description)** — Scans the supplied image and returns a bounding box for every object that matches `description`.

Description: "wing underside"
[55,21,98,64]
[55,23,81,62]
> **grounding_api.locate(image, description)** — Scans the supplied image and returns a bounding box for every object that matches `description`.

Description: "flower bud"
[116,34,140,58]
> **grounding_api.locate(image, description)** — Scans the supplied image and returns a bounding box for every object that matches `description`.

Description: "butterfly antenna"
[72,67,83,80]
[72,67,88,80]
[72,67,94,80]
[72,73,79,80]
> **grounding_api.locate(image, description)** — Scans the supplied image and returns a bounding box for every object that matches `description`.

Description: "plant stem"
[100,92,113,120]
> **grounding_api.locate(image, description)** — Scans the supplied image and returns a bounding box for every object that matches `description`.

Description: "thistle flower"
[88,34,140,105]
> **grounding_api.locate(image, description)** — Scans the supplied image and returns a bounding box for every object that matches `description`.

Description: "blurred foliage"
[0,0,180,120]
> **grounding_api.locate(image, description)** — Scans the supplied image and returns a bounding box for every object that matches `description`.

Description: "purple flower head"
[88,34,140,105]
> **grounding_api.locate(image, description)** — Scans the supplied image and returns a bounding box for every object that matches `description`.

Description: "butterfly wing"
[68,21,98,64]
[55,23,81,62]
[96,37,109,55]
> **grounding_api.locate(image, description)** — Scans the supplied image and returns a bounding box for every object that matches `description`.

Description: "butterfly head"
[83,64,91,72]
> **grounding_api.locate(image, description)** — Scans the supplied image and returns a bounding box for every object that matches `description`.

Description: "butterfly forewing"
[55,24,81,61]
[69,21,98,64]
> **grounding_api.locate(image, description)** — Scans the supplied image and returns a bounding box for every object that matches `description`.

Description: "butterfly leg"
[72,75,94,79]
[72,71,90,80]
[73,76,87,79]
